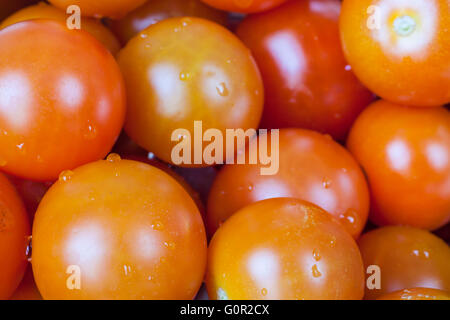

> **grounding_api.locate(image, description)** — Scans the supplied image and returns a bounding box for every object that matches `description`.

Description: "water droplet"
[148,152,156,160]
[313,249,321,261]
[312,264,322,278]
[16,143,25,150]
[345,65,352,71]
[84,123,97,140]
[340,209,357,225]
[322,178,332,189]
[216,82,229,97]
[164,241,176,250]
[59,170,74,182]
[179,72,191,81]
[329,236,336,248]
[140,33,148,39]
[152,221,164,231]
[181,17,192,27]
[261,288,268,296]
[107,153,121,163]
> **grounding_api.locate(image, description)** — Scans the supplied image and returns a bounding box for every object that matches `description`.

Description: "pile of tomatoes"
[0,0,449,300]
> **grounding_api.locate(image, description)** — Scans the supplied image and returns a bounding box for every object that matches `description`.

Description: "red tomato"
[9,265,42,300]
[109,0,228,45]
[377,288,450,301]
[359,226,450,300]
[117,17,263,166]
[206,198,365,300]
[0,172,30,299]
[200,0,288,13]
[347,100,450,230]
[0,2,121,54]
[340,0,450,107]
[47,0,147,19]
[207,129,370,239]
[32,156,207,299]
[236,0,374,141]
[0,21,126,181]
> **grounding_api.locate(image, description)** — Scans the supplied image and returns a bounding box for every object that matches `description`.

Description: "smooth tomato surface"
[110,0,228,45]
[200,0,288,13]
[32,157,207,299]
[0,2,120,54]
[377,288,450,300]
[207,129,369,238]
[237,0,374,141]
[347,100,450,230]
[48,0,147,19]
[206,198,365,300]
[0,21,126,181]
[118,17,263,166]
[9,265,42,300]
[359,226,450,300]
[0,172,29,299]
[340,0,450,107]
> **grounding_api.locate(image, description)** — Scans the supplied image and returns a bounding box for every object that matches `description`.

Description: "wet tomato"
[0,2,121,54]
[237,0,374,141]
[0,21,126,181]
[109,0,228,45]
[32,156,207,299]
[0,172,30,299]
[207,129,369,239]
[200,0,288,13]
[358,226,450,300]
[206,198,365,300]
[117,17,263,166]
[347,100,450,230]
[377,288,450,300]
[340,0,450,107]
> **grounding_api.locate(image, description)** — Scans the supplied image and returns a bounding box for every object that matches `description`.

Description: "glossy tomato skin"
[340,0,450,107]
[377,288,450,301]
[32,157,207,300]
[200,0,288,13]
[347,100,450,230]
[0,2,120,54]
[207,129,369,239]
[0,172,30,299]
[359,226,450,300]
[110,0,228,45]
[237,0,374,141]
[47,0,147,19]
[206,198,365,300]
[118,17,263,166]
[0,21,126,181]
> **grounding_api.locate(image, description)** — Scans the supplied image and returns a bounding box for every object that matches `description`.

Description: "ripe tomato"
[340,0,450,107]
[117,17,263,166]
[347,100,450,230]
[32,156,207,299]
[109,0,228,45]
[0,2,121,54]
[0,172,30,299]
[358,226,450,300]
[207,129,370,239]
[206,198,365,300]
[9,265,42,300]
[236,0,374,141]
[200,0,288,13]
[0,21,126,181]
[377,288,450,301]
[47,0,147,19]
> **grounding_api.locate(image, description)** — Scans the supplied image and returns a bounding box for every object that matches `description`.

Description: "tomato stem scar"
[393,15,416,37]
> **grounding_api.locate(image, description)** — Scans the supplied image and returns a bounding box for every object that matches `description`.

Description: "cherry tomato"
[358,226,450,300]
[32,156,207,299]
[236,0,374,141]
[200,0,288,13]
[0,2,121,54]
[117,17,263,166]
[0,21,126,181]
[109,0,228,45]
[47,0,148,19]
[206,198,365,300]
[0,172,29,299]
[10,265,42,300]
[207,129,369,239]
[377,288,450,301]
[347,100,450,230]
[340,0,450,107]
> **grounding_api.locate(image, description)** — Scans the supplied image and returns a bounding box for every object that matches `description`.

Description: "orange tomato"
[340,0,450,107]
[117,17,263,166]
[9,265,42,300]
[207,129,370,239]
[109,0,228,45]
[32,156,207,299]
[0,21,126,181]
[377,288,450,300]
[359,226,450,300]
[200,0,288,13]
[347,100,450,230]
[0,2,120,54]
[206,198,365,300]
[0,172,30,299]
